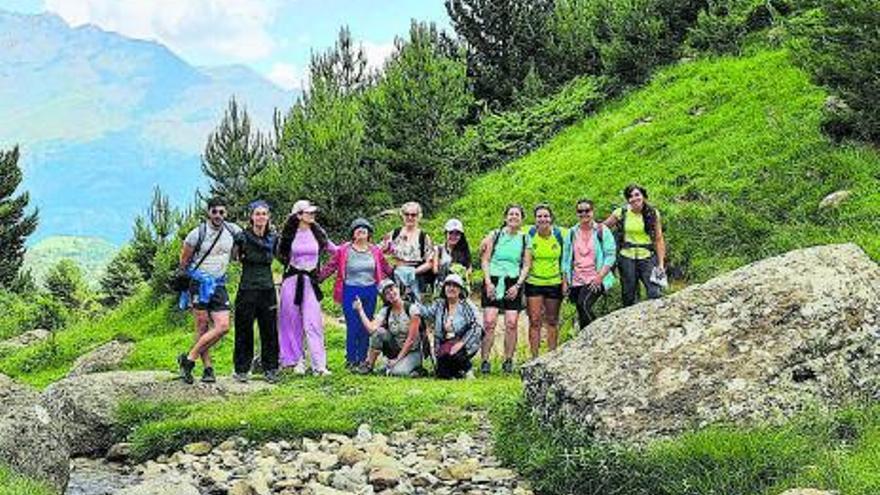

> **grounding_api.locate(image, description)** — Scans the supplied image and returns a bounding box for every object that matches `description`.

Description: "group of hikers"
[174,184,667,384]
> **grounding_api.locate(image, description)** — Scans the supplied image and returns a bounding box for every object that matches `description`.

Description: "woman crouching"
[422,274,483,379]
[352,279,425,377]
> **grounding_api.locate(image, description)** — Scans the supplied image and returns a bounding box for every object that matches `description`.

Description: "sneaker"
[464,370,476,380]
[502,359,514,374]
[480,360,491,375]
[264,369,279,384]
[232,372,249,383]
[177,353,195,384]
[313,368,332,377]
[293,361,308,375]
[201,367,216,383]
[354,363,374,375]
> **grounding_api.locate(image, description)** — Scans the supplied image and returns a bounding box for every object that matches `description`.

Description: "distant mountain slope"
[0,10,295,243]
[430,50,880,282]
[23,236,117,288]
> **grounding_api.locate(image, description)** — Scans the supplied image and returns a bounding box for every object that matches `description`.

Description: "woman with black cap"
[320,217,394,368]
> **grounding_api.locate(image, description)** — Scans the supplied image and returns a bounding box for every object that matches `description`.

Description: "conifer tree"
[100,247,143,306]
[445,0,554,108]
[201,97,270,220]
[0,145,38,288]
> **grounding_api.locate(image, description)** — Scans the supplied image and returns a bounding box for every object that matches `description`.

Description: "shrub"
[790,0,880,143]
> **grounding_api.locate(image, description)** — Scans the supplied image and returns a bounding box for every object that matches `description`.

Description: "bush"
[791,0,880,143]
[685,0,793,55]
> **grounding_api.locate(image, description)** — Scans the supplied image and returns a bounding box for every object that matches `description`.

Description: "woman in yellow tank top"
[603,184,667,306]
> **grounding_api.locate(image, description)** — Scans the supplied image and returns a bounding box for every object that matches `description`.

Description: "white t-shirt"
[184,222,242,278]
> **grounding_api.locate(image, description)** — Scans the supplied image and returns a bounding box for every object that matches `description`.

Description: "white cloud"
[268,62,308,91]
[44,0,279,61]
[362,41,396,71]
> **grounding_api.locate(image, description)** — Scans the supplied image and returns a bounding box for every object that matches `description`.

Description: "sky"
[2,0,452,90]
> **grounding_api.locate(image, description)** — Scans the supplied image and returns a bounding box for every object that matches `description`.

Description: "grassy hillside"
[0,465,54,495]
[426,49,880,282]
[24,236,117,288]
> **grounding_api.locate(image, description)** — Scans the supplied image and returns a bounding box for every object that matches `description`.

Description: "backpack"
[527,225,564,273]
[192,221,237,262]
[567,223,613,272]
[615,206,655,256]
[487,229,527,273]
[392,227,429,262]
[383,302,432,360]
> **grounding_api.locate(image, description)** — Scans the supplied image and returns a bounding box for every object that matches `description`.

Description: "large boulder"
[43,371,271,455]
[67,339,136,377]
[0,374,70,491]
[523,244,880,443]
[0,328,51,352]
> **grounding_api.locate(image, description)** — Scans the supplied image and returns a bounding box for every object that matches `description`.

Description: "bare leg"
[188,311,230,368]
[526,296,544,359]
[543,297,561,352]
[481,306,499,361]
[503,310,519,360]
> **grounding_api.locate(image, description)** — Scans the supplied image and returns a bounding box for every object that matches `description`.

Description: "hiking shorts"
[190,284,231,313]
[524,283,563,300]
[481,276,524,311]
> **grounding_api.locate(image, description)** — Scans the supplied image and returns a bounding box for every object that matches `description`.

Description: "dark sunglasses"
[576,208,592,214]
[403,212,418,218]
[210,208,227,215]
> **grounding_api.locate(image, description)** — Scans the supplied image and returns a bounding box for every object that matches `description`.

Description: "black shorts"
[190,284,231,312]
[481,276,524,311]
[524,283,563,300]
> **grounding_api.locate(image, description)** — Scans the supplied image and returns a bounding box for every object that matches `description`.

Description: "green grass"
[0,465,56,495]
[423,49,880,282]
[494,400,880,495]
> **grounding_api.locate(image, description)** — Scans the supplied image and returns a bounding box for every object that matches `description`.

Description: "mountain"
[23,236,117,289]
[0,10,295,244]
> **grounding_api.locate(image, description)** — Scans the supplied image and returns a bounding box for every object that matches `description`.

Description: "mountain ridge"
[0,9,295,244]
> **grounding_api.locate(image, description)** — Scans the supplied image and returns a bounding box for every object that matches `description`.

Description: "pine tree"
[100,247,143,306]
[0,145,38,288]
[129,187,179,281]
[201,97,270,220]
[310,26,370,95]
[445,0,554,108]
[44,259,86,310]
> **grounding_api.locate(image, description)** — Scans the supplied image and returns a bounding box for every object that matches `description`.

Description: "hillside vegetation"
[23,236,117,288]
[427,48,880,282]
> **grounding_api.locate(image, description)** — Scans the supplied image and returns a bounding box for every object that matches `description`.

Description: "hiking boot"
[264,369,279,384]
[354,363,374,375]
[232,371,249,383]
[201,367,216,383]
[480,360,491,375]
[464,370,476,380]
[293,361,308,375]
[502,359,514,374]
[177,353,195,384]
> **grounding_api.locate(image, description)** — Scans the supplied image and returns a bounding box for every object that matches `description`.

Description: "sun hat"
[378,278,396,295]
[291,199,318,215]
[349,217,373,234]
[444,218,464,233]
[443,273,467,296]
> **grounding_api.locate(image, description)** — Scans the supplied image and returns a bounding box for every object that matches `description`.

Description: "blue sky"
[3,0,451,90]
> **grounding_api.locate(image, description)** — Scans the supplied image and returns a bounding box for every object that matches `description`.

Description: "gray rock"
[106,442,133,462]
[183,441,213,456]
[117,473,200,495]
[67,339,136,377]
[0,373,70,491]
[0,328,51,352]
[523,244,880,443]
[818,190,852,210]
[42,371,269,455]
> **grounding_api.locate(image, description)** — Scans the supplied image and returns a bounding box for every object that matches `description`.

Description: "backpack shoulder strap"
[527,226,537,238]
[418,231,427,260]
[392,227,401,240]
[552,226,564,248]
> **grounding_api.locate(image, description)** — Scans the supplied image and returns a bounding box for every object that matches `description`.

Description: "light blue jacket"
[561,223,617,290]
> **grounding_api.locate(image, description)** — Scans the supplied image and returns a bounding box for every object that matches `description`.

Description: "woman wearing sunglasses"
[562,199,617,330]
[382,202,434,302]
